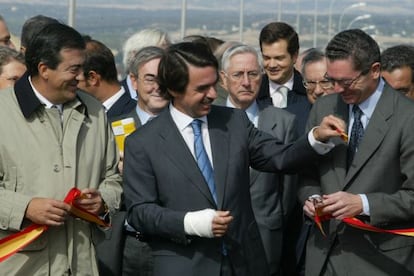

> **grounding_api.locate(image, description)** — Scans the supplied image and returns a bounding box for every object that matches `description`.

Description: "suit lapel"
[329,98,349,187]
[250,107,274,184]
[257,105,277,133]
[344,86,393,187]
[159,110,217,206]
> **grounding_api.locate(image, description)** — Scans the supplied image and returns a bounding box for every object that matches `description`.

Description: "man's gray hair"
[221,44,263,73]
[128,46,164,77]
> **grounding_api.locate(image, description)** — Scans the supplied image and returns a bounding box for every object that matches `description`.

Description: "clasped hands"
[25,188,105,226]
[303,191,363,221]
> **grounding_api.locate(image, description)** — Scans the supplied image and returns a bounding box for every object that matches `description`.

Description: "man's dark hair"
[183,35,224,53]
[325,29,380,73]
[20,15,60,50]
[259,22,299,57]
[158,42,218,99]
[381,45,414,83]
[83,38,118,83]
[25,23,85,76]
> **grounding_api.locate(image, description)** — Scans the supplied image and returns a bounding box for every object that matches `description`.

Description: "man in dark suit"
[219,44,298,276]
[98,46,168,276]
[257,22,311,274]
[299,29,414,276]
[123,42,345,276]
[77,37,136,119]
[257,22,310,134]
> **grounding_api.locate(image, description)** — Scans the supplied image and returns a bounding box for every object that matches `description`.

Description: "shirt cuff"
[308,127,335,155]
[184,209,216,238]
[359,194,370,215]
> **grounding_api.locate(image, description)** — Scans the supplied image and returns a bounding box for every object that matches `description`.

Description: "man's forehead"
[0,20,10,37]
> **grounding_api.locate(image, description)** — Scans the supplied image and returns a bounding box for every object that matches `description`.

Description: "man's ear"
[219,70,228,90]
[87,70,100,86]
[38,62,49,80]
[129,73,138,91]
[370,62,381,80]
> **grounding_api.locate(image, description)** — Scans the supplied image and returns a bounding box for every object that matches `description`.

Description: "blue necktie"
[191,119,217,204]
[347,105,364,169]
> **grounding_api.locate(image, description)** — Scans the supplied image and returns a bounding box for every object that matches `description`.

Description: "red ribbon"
[315,213,414,237]
[0,188,109,262]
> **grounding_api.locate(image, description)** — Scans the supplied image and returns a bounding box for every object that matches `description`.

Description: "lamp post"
[239,0,244,42]
[277,0,282,21]
[296,0,301,33]
[338,2,366,32]
[328,0,337,38]
[68,0,76,27]
[313,0,318,47]
[180,0,187,39]
[346,14,371,30]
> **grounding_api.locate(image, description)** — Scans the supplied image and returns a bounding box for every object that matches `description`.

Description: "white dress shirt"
[268,74,294,108]
[102,87,125,112]
[170,103,214,166]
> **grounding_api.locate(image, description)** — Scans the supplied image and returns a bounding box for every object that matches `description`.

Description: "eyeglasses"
[302,79,333,90]
[139,75,158,86]
[225,71,261,81]
[324,71,365,88]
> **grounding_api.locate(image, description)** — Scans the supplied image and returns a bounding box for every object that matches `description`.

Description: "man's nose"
[207,86,217,99]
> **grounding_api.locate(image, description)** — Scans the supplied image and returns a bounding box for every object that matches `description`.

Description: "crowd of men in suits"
[1,13,414,276]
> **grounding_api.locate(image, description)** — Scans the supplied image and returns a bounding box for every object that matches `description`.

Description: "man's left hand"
[320,191,363,220]
[74,188,105,215]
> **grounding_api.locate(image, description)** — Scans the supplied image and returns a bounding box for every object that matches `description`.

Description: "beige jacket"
[0,75,122,276]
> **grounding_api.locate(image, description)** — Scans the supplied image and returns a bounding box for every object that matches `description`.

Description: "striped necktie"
[191,119,217,204]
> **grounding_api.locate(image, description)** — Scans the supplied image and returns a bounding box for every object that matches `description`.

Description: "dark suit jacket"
[121,77,134,99]
[123,105,319,276]
[249,103,298,274]
[96,109,142,276]
[285,100,312,136]
[106,90,137,119]
[298,83,414,276]
[257,69,308,108]
[257,69,310,137]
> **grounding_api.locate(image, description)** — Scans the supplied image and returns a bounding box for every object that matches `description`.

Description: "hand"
[211,211,233,237]
[25,197,71,226]
[313,115,346,142]
[303,199,316,219]
[74,188,105,215]
[320,191,362,220]
[118,151,124,175]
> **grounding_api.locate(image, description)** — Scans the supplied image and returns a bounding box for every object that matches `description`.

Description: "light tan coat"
[0,79,122,276]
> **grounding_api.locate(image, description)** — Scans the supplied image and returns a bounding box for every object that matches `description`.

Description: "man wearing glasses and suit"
[299,29,414,276]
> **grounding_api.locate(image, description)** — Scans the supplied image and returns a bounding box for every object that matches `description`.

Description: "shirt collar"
[102,86,125,112]
[28,76,63,113]
[269,72,294,92]
[225,96,258,125]
[169,103,208,131]
[15,72,87,119]
[136,104,156,125]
